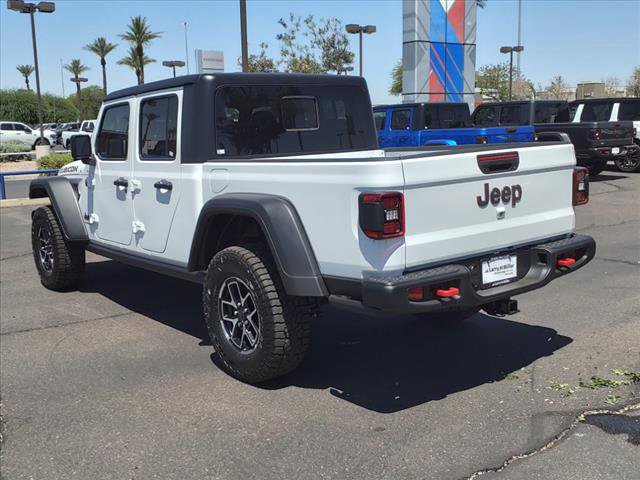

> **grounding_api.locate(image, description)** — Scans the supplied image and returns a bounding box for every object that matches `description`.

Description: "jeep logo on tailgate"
[477,183,522,208]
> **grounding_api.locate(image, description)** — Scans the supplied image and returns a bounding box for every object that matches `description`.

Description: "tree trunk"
[101,57,107,94]
[75,77,82,122]
[137,45,145,84]
[25,77,31,91]
[135,69,141,85]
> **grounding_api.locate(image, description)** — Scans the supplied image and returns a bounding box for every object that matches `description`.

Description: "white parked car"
[0,121,52,148]
[29,74,595,383]
[61,119,96,149]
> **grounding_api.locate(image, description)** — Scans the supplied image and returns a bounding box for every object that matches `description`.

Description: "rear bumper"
[357,234,595,314]
[584,144,639,159]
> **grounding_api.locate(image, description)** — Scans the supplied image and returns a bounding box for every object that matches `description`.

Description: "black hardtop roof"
[103,73,368,102]
[373,102,468,110]
[476,100,566,107]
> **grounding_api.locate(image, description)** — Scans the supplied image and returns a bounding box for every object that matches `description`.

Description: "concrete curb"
[0,197,50,208]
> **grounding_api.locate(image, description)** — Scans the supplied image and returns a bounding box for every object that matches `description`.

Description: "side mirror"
[70,135,95,165]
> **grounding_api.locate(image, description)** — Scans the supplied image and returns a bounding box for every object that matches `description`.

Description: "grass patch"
[604,394,621,405]
[38,153,72,170]
[0,142,32,154]
[612,369,640,383]
[549,380,569,390]
[578,376,630,390]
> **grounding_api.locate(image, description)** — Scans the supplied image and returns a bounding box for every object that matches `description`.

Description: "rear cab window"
[96,103,130,161]
[214,85,375,157]
[534,103,570,123]
[580,102,613,122]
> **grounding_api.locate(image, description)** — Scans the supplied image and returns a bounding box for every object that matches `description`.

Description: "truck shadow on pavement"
[82,259,573,414]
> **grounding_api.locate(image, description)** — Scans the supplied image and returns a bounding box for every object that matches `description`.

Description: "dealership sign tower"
[402,0,477,107]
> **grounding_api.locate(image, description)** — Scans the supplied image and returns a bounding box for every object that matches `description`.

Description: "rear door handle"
[154,179,173,191]
[113,177,128,188]
[399,136,408,142]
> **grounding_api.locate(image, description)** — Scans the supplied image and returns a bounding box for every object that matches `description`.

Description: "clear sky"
[1,0,639,104]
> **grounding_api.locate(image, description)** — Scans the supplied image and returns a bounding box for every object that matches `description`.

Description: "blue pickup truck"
[374,102,535,148]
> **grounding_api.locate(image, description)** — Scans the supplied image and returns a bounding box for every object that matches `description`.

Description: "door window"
[499,106,523,125]
[423,106,437,128]
[96,103,130,161]
[373,110,387,130]
[0,123,14,131]
[139,95,178,160]
[390,109,411,130]
[473,107,496,126]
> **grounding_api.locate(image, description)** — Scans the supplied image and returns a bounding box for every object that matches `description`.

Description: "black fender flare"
[29,176,88,243]
[188,194,327,297]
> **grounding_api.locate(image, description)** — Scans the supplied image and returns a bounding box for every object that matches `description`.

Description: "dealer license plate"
[482,255,518,286]
[612,147,620,155]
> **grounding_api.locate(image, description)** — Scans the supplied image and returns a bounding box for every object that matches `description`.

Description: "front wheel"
[33,137,50,148]
[203,245,319,383]
[614,155,640,173]
[31,206,85,291]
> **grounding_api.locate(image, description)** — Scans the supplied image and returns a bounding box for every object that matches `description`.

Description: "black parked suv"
[472,100,637,176]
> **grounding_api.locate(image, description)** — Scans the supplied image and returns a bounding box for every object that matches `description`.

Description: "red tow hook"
[557,257,576,268]
[435,287,460,302]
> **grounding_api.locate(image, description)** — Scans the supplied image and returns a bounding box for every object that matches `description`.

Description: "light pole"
[500,45,524,100]
[162,60,186,78]
[70,76,87,122]
[239,0,248,72]
[345,24,376,76]
[183,21,190,74]
[7,0,55,143]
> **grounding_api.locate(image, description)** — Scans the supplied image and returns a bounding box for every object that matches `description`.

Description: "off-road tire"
[31,206,85,291]
[33,137,50,148]
[414,307,480,325]
[203,245,320,383]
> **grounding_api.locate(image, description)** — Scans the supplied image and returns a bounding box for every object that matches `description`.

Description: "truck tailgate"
[400,143,576,269]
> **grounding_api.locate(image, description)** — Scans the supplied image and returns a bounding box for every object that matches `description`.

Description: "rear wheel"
[203,245,320,383]
[614,155,640,173]
[31,206,85,291]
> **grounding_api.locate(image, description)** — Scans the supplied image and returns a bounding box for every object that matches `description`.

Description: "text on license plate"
[482,255,517,285]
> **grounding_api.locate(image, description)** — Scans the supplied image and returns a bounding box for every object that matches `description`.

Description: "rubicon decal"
[477,183,522,208]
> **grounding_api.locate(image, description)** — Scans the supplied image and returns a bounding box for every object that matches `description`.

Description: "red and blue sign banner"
[402,0,477,106]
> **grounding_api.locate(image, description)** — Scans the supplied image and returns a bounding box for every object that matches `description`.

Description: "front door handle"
[113,177,128,189]
[154,179,173,191]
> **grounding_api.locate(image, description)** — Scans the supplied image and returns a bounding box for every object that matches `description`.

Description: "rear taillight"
[573,167,589,206]
[359,192,404,239]
[476,135,488,144]
[590,128,601,141]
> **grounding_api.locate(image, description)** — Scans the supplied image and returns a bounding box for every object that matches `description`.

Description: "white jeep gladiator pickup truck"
[29,73,595,383]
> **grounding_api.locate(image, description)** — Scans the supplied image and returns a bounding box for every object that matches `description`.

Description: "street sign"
[195,49,224,74]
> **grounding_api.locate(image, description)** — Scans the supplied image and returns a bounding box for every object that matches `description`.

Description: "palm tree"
[64,59,90,121]
[119,16,161,84]
[16,64,35,91]
[117,46,155,85]
[84,37,118,94]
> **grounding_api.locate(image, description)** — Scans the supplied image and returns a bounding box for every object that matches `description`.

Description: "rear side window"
[423,106,437,128]
[214,85,375,157]
[390,109,411,130]
[139,95,178,160]
[438,104,471,128]
[580,102,613,122]
[473,107,496,126]
[619,101,640,121]
[373,110,387,130]
[0,123,14,130]
[96,103,130,160]
[499,106,523,125]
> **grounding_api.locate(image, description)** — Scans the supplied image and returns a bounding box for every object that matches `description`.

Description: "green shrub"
[38,153,73,170]
[0,89,78,124]
[0,142,32,153]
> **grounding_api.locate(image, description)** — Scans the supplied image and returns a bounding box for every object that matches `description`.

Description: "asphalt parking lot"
[1,168,638,480]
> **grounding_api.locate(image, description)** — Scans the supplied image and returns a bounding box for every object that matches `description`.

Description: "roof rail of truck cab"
[103,73,369,102]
